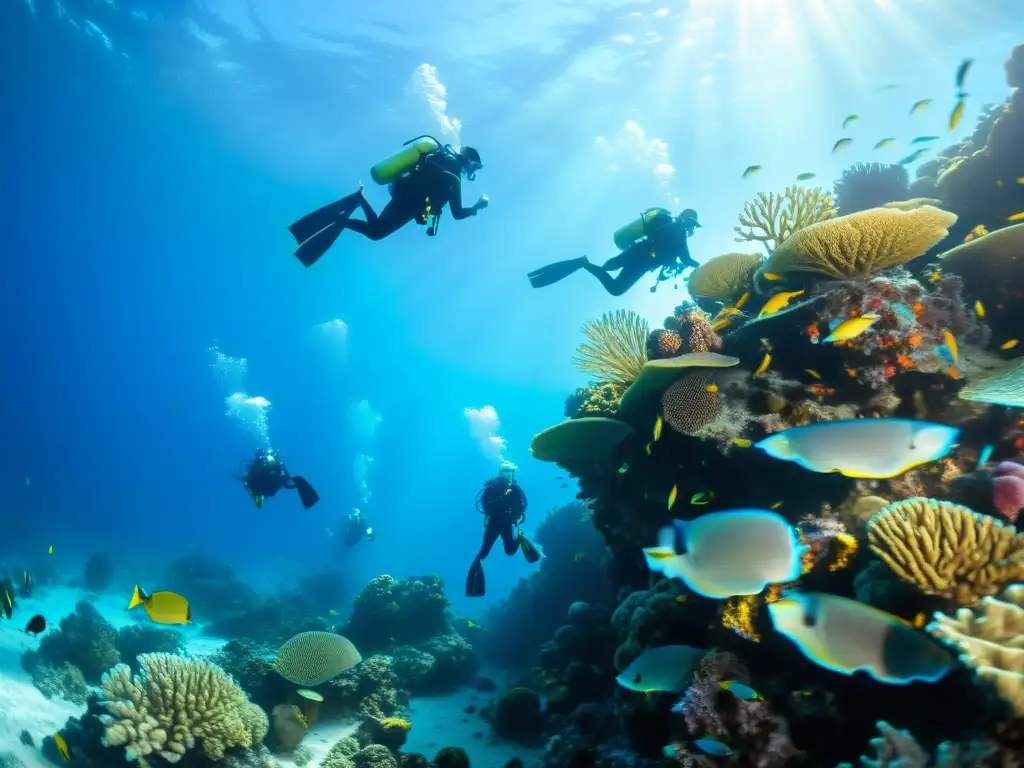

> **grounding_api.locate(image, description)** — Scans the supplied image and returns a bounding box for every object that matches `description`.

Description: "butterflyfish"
[128,585,192,625]
[768,592,956,684]
[823,314,879,343]
[642,510,808,599]
[615,644,709,693]
[758,289,805,318]
[755,418,960,479]
[832,138,853,153]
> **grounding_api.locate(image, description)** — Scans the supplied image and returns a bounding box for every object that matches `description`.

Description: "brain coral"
[274,631,362,687]
[758,205,958,280]
[661,371,721,435]
[99,653,268,766]
[687,252,764,303]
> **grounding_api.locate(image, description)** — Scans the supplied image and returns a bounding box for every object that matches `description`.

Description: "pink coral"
[993,462,1024,523]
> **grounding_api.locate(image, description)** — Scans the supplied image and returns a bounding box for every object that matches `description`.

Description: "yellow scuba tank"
[612,208,672,251]
[370,137,441,185]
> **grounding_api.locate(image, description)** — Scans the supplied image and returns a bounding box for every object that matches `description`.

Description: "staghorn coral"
[927,585,1024,716]
[867,497,1024,606]
[661,371,721,435]
[573,310,650,385]
[98,653,268,767]
[687,252,764,303]
[735,185,837,254]
[833,162,911,216]
[757,206,958,281]
[840,720,995,768]
[530,417,632,467]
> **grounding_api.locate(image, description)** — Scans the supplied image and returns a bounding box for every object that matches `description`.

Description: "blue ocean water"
[0,0,1019,622]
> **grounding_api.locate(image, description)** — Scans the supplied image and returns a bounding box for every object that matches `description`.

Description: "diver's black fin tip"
[520,537,541,564]
[293,476,320,510]
[466,559,486,598]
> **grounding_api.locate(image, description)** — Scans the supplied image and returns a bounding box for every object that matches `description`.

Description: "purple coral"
[993,462,1024,523]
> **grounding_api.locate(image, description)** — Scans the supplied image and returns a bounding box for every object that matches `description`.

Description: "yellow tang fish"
[928,270,943,283]
[53,733,71,762]
[974,300,985,318]
[832,138,853,153]
[762,273,784,282]
[742,165,762,179]
[705,384,719,393]
[1001,339,1019,350]
[1008,212,1024,222]
[804,369,821,379]
[735,291,751,309]
[943,329,959,362]
[823,314,880,343]
[691,491,714,505]
[758,289,805,318]
[128,585,191,625]
[842,114,859,129]
[731,438,752,448]
[909,98,932,115]
[874,138,896,150]
[654,414,664,442]
[949,98,965,131]
[667,485,679,511]
[754,353,772,376]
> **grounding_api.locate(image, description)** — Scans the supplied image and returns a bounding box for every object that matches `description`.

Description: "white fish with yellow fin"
[755,418,959,479]
[823,315,879,343]
[768,592,956,684]
[758,290,805,318]
[643,510,808,598]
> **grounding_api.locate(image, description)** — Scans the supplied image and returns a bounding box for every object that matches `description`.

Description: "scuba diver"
[344,509,375,547]
[465,462,541,598]
[288,136,489,267]
[528,208,701,296]
[234,448,320,510]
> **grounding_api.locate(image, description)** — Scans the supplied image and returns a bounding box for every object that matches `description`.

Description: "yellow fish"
[128,585,191,625]
[711,319,731,332]
[53,733,71,762]
[874,138,896,150]
[928,270,943,283]
[913,390,927,419]
[675,595,688,603]
[758,290,805,318]
[668,485,679,511]
[468,619,486,630]
[909,98,932,115]
[1001,339,1019,350]
[762,273,784,281]
[1008,212,1024,222]
[691,491,714,505]
[716,307,743,318]
[705,384,719,393]
[742,165,762,179]
[964,224,988,242]
[842,114,859,129]
[654,415,664,442]
[823,315,880,343]
[1017,177,1024,184]
[974,300,985,318]
[943,329,959,362]
[47,545,54,555]
[754,353,772,376]
[731,439,752,448]
[948,98,965,131]
[770,501,784,510]
[832,138,853,153]
[804,369,821,379]
[645,443,652,455]
[735,291,751,309]
[574,552,586,562]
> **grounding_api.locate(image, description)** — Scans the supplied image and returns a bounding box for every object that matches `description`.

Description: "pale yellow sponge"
[867,497,1024,606]
[927,585,1024,715]
[98,653,268,767]
[758,205,957,281]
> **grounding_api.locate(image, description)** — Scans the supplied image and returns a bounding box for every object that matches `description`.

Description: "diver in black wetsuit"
[344,508,375,547]
[288,141,488,267]
[235,448,320,510]
[528,208,701,296]
[465,462,541,598]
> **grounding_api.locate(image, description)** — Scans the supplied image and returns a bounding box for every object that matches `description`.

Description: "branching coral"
[734,185,836,254]
[687,252,765,303]
[840,720,995,768]
[927,585,1024,715]
[867,497,1024,606]
[98,653,268,767]
[573,310,650,385]
[757,206,958,281]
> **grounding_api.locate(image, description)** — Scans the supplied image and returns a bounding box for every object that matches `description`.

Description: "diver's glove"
[474,195,489,212]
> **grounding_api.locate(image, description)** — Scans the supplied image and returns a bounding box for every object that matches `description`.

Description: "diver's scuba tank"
[612,208,673,251]
[370,136,441,185]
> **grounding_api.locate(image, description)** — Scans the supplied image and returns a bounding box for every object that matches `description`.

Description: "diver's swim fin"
[466,558,486,598]
[528,257,588,289]
[292,476,320,510]
[519,535,541,564]
[290,192,362,267]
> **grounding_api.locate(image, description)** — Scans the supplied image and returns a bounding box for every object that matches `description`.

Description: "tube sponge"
[98,653,268,766]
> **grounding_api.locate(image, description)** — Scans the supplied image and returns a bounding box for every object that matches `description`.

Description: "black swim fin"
[466,558,486,598]
[290,192,362,267]
[292,476,320,510]
[528,257,588,289]
[519,534,541,564]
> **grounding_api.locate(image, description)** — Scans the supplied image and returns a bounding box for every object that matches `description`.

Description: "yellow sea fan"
[734,185,836,254]
[867,497,1024,606]
[759,205,958,281]
[687,252,764,303]
[573,309,650,385]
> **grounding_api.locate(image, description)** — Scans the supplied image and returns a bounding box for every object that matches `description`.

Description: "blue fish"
[720,680,763,700]
[694,737,735,757]
[978,444,994,469]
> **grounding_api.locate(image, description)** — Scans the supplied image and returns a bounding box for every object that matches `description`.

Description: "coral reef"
[343,575,451,652]
[573,310,650,385]
[115,624,184,671]
[734,185,837,254]
[687,252,764,305]
[324,654,403,720]
[22,600,120,684]
[321,736,399,768]
[27,660,89,704]
[833,163,911,216]
[492,687,545,745]
[273,631,362,686]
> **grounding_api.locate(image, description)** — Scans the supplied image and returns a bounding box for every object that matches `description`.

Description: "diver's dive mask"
[678,209,701,236]
[464,160,482,181]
